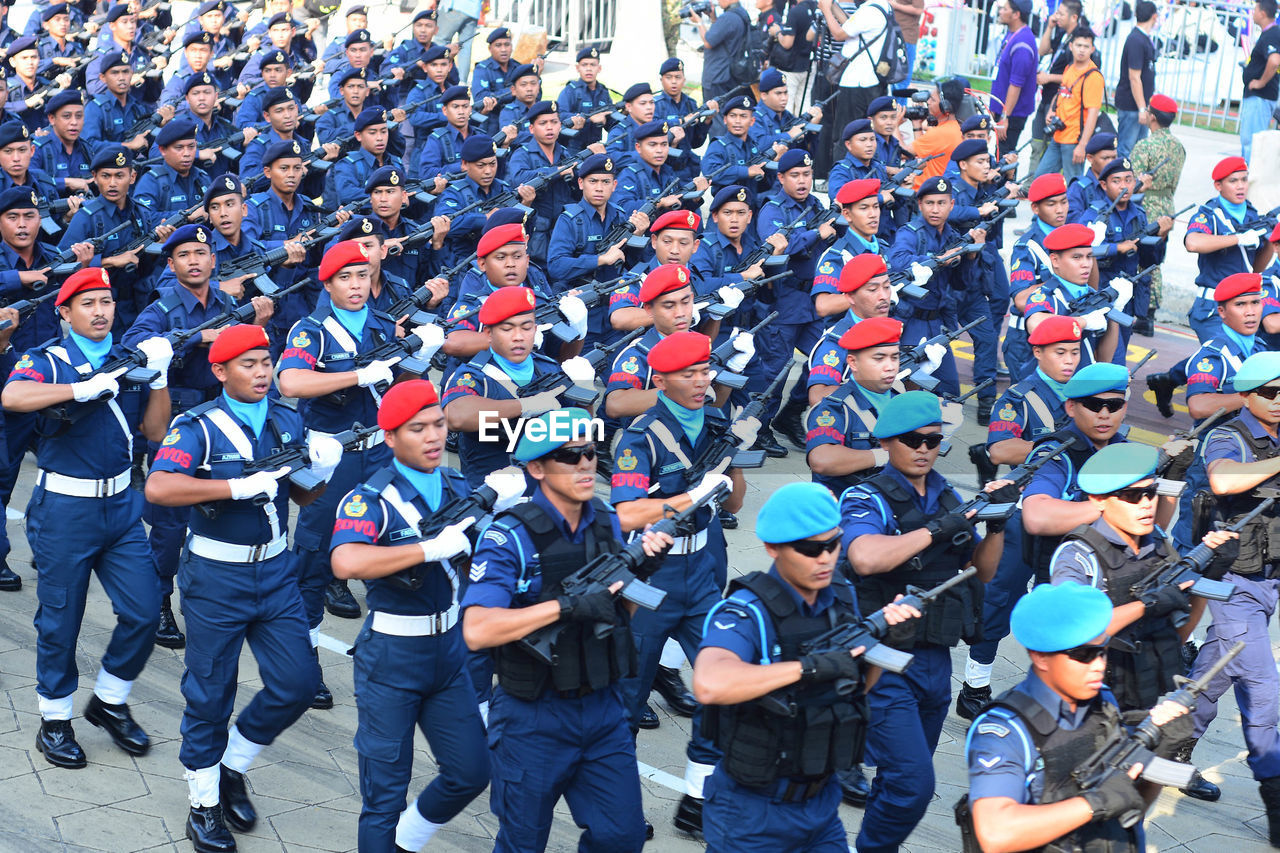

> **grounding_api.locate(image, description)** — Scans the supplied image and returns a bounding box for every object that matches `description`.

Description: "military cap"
[162,223,214,255]
[505,63,537,85]
[756,482,841,544]
[422,43,448,64]
[183,30,214,48]
[838,316,901,350]
[842,118,873,141]
[576,153,615,179]
[336,215,386,242]
[577,46,600,62]
[720,95,753,116]
[1084,132,1117,155]
[623,82,651,103]
[1098,157,1133,181]
[261,48,291,70]
[866,95,896,116]
[872,390,942,439]
[208,324,270,364]
[156,118,198,147]
[1027,315,1083,345]
[1028,173,1067,203]
[183,71,217,96]
[524,100,557,121]
[345,5,368,16]
[318,239,371,281]
[651,210,700,234]
[353,106,387,131]
[1012,582,1112,652]
[260,86,296,110]
[266,11,292,27]
[513,408,595,462]
[915,176,952,198]
[1149,93,1177,114]
[487,27,511,43]
[440,83,469,103]
[0,186,38,213]
[648,330,712,373]
[1216,272,1264,302]
[106,4,133,22]
[97,48,130,70]
[777,149,812,173]
[835,178,880,205]
[950,138,989,162]
[477,222,526,257]
[364,165,405,192]
[203,173,243,207]
[1077,443,1159,496]
[55,267,111,306]
[45,89,82,115]
[486,207,530,228]
[261,138,304,166]
[91,144,131,170]
[1212,156,1247,181]
[1063,362,1128,398]
[1232,352,1280,392]
[660,57,684,75]
[760,67,785,92]
[460,135,497,161]
[633,119,669,140]
[345,28,372,46]
[709,184,748,211]
[960,114,992,133]
[1044,223,1095,252]
[334,65,366,87]
[40,3,68,21]
[6,36,37,60]
[196,0,222,14]
[479,286,536,325]
[638,264,694,303]
[837,253,889,292]
[0,122,31,148]
[412,7,437,23]
[378,380,441,431]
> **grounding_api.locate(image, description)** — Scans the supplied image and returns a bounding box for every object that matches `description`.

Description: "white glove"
[412,323,445,361]
[1109,277,1133,313]
[1238,228,1265,249]
[725,329,755,373]
[730,415,761,449]
[716,285,745,311]
[483,466,526,512]
[418,518,474,562]
[306,434,344,484]
[355,358,396,388]
[870,448,890,468]
[1082,308,1108,331]
[558,294,589,340]
[1089,220,1107,247]
[688,472,732,505]
[561,355,597,385]
[919,342,947,376]
[71,372,119,402]
[520,389,562,415]
[534,324,546,349]
[228,468,287,502]
[941,401,964,439]
[910,262,933,289]
[136,336,173,389]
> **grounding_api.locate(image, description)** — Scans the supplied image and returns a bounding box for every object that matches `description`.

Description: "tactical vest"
[1023,435,1097,583]
[1204,418,1280,576]
[706,572,869,789]
[956,690,1137,853]
[491,499,634,700]
[1061,525,1182,710]
[853,470,982,648]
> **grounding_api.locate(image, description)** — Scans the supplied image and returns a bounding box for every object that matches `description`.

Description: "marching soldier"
[328,107,404,205]
[655,57,712,182]
[1064,131,1117,222]
[1128,94,1185,311]
[507,100,581,270]
[84,49,161,150]
[1004,174,1072,381]
[1023,223,1126,369]
[807,252,894,401]
[556,46,611,153]
[136,120,212,216]
[605,83,656,171]
[416,84,475,182]
[811,179,888,321]
[33,90,95,195]
[702,95,779,211]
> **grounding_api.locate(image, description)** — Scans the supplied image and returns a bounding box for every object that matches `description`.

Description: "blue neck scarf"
[1223,326,1257,359]
[69,330,111,370]
[1053,274,1090,301]
[490,349,534,385]
[332,304,369,339]
[393,460,442,511]
[1035,217,1054,237]
[850,231,879,254]
[859,385,893,413]
[222,391,268,437]
[658,391,705,446]
[1218,196,1247,223]
[1036,367,1071,402]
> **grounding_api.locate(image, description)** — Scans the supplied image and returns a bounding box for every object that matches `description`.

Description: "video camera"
[679,0,712,19]
[900,89,930,122]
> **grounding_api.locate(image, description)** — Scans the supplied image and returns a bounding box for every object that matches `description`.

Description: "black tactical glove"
[1206,535,1240,578]
[1080,771,1146,823]
[987,483,1022,505]
[925,511,975,546]
[1138,584,1191,619]
[1163,446,1196,483]
[558,589,619,625]
[798,649,863,684]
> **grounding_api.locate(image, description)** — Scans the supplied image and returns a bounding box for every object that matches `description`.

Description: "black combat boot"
[155,595,186,648]
[955,682,992,721]
[1260,776,1280,845]
[1173,738,1220,802]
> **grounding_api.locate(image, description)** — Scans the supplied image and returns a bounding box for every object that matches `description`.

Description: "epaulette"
[625,411,657,433]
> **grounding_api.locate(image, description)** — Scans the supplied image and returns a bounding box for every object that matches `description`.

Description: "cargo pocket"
[353,728,403,765]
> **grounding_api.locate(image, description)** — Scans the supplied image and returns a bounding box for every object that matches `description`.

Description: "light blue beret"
[1012,582,1113,652]
[513,408,595,462]
[1232,351,1280,392]
[1063,362,1128,399]
[1077,443,1158,495]
[757,483,840,544]
[872,390,942,439]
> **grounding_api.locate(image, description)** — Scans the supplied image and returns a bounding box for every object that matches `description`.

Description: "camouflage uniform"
[1129,125,1186,304]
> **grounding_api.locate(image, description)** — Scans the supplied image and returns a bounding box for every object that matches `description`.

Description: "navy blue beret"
[777,148,813,173]
[98,49,131,71]
[260,48,291,70]
[460,135,497,161]
[916,175,953,198]
[1085,132,1117,154]
[162,224,215,255]
[196,0,221,14]
[0,122,30,147]
[345,28,371,47]
[842,118,873,141]
[92,144,132,171]
[345,4,367,16]
[577,46,600,62]
[266,12,291,28]
[1098,156,1133,180]
[1012,583,1112,652]
[422,44,448,64]
[867,95,896,116]
[525,100,557,121]
[575,153,615,178]
[710,184,749,212]
[721,94,753,115]
[336,216,385,242]
[6,36,37,59]
[261,138,305,166]
[951,138,990,162]
[106,4,132,22]
[633,119,668,141]
[334,65,365,87]
[0,186,39,213]
[960,114,993,133]
[41,3,68,22]
[623,82,651,103]
[183,71,217,96]
[364,165,405,191]
[487,27,510,43]
[505,62,537,85]
[412,7,436,23]
[156,119,197,147]
[183,30,214,48]
[441,84,469,104]
[260,86,295,110]
[44,89,82,115]
[353,106,387,131]
[660,57,684,75]
[756,482,841,543]
[203,173,243,207]
[486,207,530,229]
[760,67,784,92]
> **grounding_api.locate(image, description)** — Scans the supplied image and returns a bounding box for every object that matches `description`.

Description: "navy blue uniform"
[655,91,708,180]
[701,133,771,211]
[82,91,151,144]
[60,196,163,332]
[557,78,611,151]
[1005,218,1055,381]
[507,140,577,268]
[1185,197,1264,342]
[134,163,211,216]
[33,133,95,193]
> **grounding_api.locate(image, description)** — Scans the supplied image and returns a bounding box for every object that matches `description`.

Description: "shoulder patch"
[161,427,181,446]
[342,495,368,517]
[816,410,835,427]
[617,448,638,471]
[998,402,1017,421]
[291,330,311,348]
[976,722,1010,737]
[15,353,32,370]
[482,527,508,545]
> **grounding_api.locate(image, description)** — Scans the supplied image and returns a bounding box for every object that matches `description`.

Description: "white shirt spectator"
[839,0,892,87]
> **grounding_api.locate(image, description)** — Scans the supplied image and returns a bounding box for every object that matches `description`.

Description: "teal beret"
[872,390,942,439]
[1063,362,1128,399]
[1077,443,1158,495]
[1232,351,1280,392]
[513,408,595,462]
[1012,582,1113,652]
[757,483,840,544]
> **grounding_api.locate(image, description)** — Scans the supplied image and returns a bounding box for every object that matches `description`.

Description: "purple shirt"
[991,26,1038,118]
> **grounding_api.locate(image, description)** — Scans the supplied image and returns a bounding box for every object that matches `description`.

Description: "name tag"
[210,453,245,463]
[658,463,684,475]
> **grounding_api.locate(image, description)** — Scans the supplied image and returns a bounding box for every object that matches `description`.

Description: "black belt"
[912,309,941,321]
[775,775,831,802]
[554,685,595,700]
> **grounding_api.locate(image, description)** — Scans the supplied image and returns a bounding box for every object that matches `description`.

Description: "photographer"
[1034,26,1103,182]
[688,0,754,123]
[1028,0,1086,178]
[816,0,892,162]
[759,0,818,109]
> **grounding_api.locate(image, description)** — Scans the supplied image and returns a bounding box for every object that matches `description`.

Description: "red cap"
[1027,314,1083,346]
[207,323,270,364]
[837,316,902,351]
[650,209,701,234]
[318,239,370,281]
[1148,93,1177,113]
[835,178,881,205]
[477,222,527,257]
[1043,223,1095,252]
[377,379,440,430]
[54,266,112,306]
[478,286,536,325]
[1270,221,1280,244]
[638,264,693,302]
[1215,272,1264,302]
[647,330,711,373]
[837,253,888,293]
[1028,174,1067,203]
[1212,156,1247,182]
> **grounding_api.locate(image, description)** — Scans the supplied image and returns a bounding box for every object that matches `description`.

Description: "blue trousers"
[488,684,646,853]
[0,409,39,562]
[27,486,159,702]
[752,319,823,422]
[1115,110,1147,157]
[1191,572,1280,780]
[704,768,847,852]
[955,287,999,392]
[901,315,960,397]
[1241,94,1278,163]
[856,645,952,853]
[177,548,318,770]
[352,623,489,851]
[969,519,1028,667]
[1033,141,1084,182]
[1189,304,1223,345]
[1002,319,1033,383]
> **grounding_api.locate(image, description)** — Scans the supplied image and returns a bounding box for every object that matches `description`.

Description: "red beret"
[837,253,888,293]
[1270,221,1280,244]
[477,222,527,257]
[1043,223,1095,252]
[377,379,440,430]
[54,266,112,306]
[1148,93,1177,113]
[837,316,902,351]
[318,239,370,281]
[638,264,693,302]
[478,285,536,325]
[1215,272,1264,302]
[1212,156,1247,182]
[207,323,269,364]
[1028,174,1067,203]
[648,330,711,373]
[651,209,701,234]
[835,178,881,205]
[1027,314,1083,346]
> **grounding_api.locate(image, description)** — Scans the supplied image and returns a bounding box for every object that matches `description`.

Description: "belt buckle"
[249,543,267,562]
[430,613,443,634]
[95,478,109,498]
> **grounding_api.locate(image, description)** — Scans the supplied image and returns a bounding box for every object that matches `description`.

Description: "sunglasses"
[896,431,944,450]
[1250,386,1280,400]
[1109,483,1158,504]
[546,444,597,465]
[1075,396,1126,413]
[786,533,843,557]
[1060,643,1109,663]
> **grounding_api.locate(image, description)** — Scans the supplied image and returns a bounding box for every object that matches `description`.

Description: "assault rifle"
[699,273,792,322]
[0,284,60,331]
[1137,204,1195,247]
[708,311,779,389]
[386,254,477,322]
[1240,203,1280,233]
[558,98,626,140]
[686,357,795,482]
[891,206,1017,294]
[215,201,363,290]
[1073,641,1245,827]
[758,567,980,716]
[883,151,945,200]
[795,91,838,135]
[141,201,209,255]
[1154,405,1227,484]
[386,480,502,591]
[33,194,81,235]
[896,317,988,392]
[520,480,732,665]
[1064,272,1147,329]
[598,175,686,252]
[237,423,385,502]
[514,328,646,408]
[48,221,132,277]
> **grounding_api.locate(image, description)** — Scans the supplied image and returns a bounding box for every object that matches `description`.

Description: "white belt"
[1009,314,1027,331]
[1197,286,1216,301]
[188,535,288,563]
[314,428,384,452]
[37,469,131,498]
[371,607,459,636]
[669,529,708,555]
